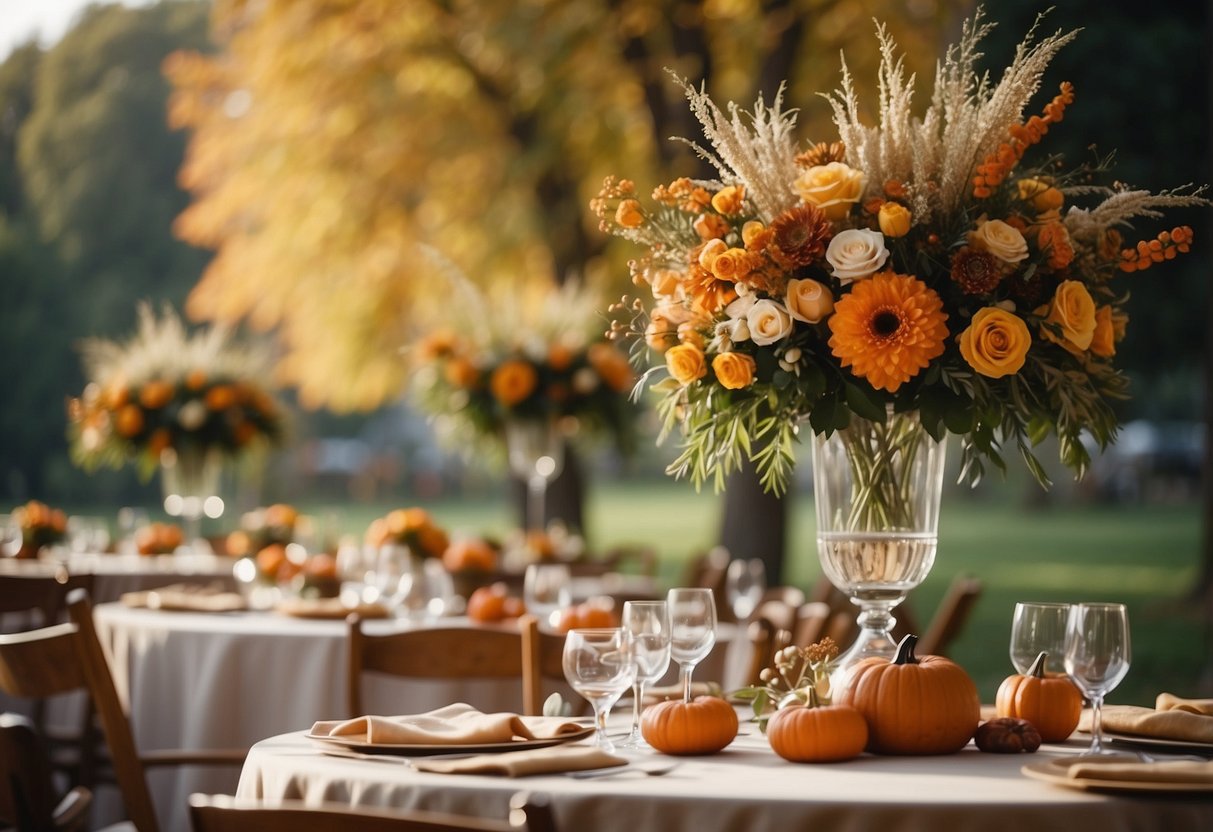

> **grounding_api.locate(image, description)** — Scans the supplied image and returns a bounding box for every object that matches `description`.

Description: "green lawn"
[330,480,1206,707]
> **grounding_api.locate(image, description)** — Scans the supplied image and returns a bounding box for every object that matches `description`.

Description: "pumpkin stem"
[805,685,822,709]
[1027,651,1048,678]
[891,633,918,665]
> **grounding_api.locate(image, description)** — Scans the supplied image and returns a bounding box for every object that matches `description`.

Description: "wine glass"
[505,419,564,534]
[620,600,672,748]
[666,588,717,703]
[1064,602,1131,756]
[1010,601,1072,675]
[523,563,571,626]
[725,559,766,620]
[562,628,635,751]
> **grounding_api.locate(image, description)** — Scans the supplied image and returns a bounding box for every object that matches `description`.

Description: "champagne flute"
[1010,601,1072,675]
[620,601,671,748]
[725,558,766,620]
[524,563,572,627]
[562,628,635,751]
[1064,602,1131,756]
[666,588,716,703]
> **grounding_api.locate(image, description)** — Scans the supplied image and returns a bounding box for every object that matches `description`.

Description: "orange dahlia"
[827,272,949,393]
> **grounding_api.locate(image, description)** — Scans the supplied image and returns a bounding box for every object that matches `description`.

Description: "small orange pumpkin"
[554,600,618,632]
[766,689,868,763]
[837,634,980,755]
[641,695,738,756]
[995,651,1082,742]
[467,583,526,623]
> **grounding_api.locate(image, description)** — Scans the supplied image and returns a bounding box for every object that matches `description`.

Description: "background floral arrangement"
[68,303,285,476]
[412,277,636,458]
[593,11,1206,494]
[225,503,300,558]
[13,499,67,553]
[365,507,451,560]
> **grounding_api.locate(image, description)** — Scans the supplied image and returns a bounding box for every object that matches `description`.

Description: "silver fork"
[568,761,680,779]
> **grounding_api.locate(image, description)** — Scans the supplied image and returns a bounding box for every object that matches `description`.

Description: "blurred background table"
[0,552,237,605]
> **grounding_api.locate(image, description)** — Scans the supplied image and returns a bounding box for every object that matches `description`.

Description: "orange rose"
[1041,280,1096,351]
[588,343,633,392]
[489,359,537,406]
[712,352,756,389]
[710,184,746,215]
[665,343,707,385]
[1090,305,1116,358]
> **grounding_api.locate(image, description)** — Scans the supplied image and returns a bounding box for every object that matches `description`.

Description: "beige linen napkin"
[120,583,247,612]
[1157,692,1213,717]
[413,745,625,777]
[1078,706,1213,744]
[1067,759,1213,785]
[311,703,589,745]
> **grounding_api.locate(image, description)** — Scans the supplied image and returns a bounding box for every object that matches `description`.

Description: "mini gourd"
[641,695,738,756]
[766,687,868,763]
[995,651,1082,742]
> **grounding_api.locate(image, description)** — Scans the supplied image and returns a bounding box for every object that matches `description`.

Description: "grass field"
[311,479,1208,707]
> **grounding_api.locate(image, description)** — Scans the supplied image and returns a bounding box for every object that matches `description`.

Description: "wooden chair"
[347,614,545,717]
[518,622,588,716]
[0,590,246,832]
[600,544,658,578]
[790,601,833,648]
[188,791,557,832]
[0,712,93,832]
[918,574,984,657]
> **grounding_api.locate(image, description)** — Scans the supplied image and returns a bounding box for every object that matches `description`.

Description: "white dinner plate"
[306,727,595,756]
[1077,730,1213,755]
[1022,756,1213,794]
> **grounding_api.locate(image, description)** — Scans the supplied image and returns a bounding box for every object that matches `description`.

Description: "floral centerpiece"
[365,507,451,560]
[592,12,1206,496]
[733,638,840,732]
[67,303,285,478]
[10,500,67,559]
[225,503,301,559]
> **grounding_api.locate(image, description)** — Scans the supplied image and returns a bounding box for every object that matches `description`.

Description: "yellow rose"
[1041,280,1097,351]
[712,352,756,390]
[1016,178,1064,212]
[878,202,912,238]
[710,247,749,281]
[959,307,1032,378]
[489,359,537,406]
[697,238,727,270]
[794,162,865,221]
[969,219,1029,264]
[785,278,834,324]
[711,185,745,215]
[741,220,765,246]
[665,343,707,386]
[615,199,643,228]
[1090,305,1116,358]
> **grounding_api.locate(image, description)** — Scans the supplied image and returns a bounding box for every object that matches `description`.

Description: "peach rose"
[712,351,756,390]
[1041,280,1097,351]
[794,162,865,221]
[785,278,834,324]
[711,185,746,216]
[697,238,728,271]
[878,202,912,238]
[1090,305,1116,358]
[746,299,793,346]
[969,219,1028,264]
[959,307,1032,378]
[825,228,889,284]
[710,247,749,282]
[665,343,707,385]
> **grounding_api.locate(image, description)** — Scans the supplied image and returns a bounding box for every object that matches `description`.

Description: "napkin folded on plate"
[1067,759,1213,785]
[1157,692,1213,716]
[120,583,247,612]
[311,703,589,745]
[276,597,390,620]
[1079,705,1213,744]
[413,745,625,777]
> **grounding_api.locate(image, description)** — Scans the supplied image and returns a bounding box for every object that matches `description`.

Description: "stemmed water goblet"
[523,563,572,627]
[619,600,671,748]
[1010,601,1072,675]
[562,628,635,752]
[505,419,564,535]
[725,559,766,621]
[1064,602,1131,756]
[666,588,716,703]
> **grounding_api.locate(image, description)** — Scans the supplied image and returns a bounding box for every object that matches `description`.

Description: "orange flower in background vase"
[489,359,537,406]
[588,343,632,392]
[1040,280,1096,351]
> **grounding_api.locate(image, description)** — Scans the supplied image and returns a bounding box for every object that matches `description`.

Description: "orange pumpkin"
[467,583,525,623]
[442,538,498,573]
[837,634,980,755]
[554,600,618,632]
[641,696,738,756]
[766,690,868,763]
[995,651,1082,742]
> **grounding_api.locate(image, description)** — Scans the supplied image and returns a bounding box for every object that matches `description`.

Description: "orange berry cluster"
[1118,226,1194,272]
[973,82,1074,198]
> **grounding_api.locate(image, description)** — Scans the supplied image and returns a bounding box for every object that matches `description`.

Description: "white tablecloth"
[92,603,738,831]
[237,726,1213,832]
[0,552,237,605]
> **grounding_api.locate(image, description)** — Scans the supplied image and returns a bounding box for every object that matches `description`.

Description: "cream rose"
[970,219,1028,264]
[712,351,757,390]
[825,228,889,284]
[1041,280,1097,351]
[794,162,865,221]
[959,307,1032,378]
[665,343,707,385]
[785,278,834,324]
[746,299,793,346]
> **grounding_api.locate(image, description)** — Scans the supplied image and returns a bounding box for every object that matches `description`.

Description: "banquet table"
[236,723,1213,832]
[0,551,238,605]
[92,602,741,831]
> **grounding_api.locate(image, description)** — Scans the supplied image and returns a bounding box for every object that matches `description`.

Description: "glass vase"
[811,408,945,670]
[160,446,224,555]
[505,418,565,534]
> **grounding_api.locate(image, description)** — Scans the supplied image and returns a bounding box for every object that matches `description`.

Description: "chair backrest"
[347,615,544,717]
[918,575,983,657]
[0,590,163,832]
[0,571,94,629]
[0,711,92,832]
[188,791,557,832]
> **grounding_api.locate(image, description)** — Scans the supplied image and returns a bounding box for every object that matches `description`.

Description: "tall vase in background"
[812,408,945,670]
[505,418,565,534]
[160,446,224,554]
